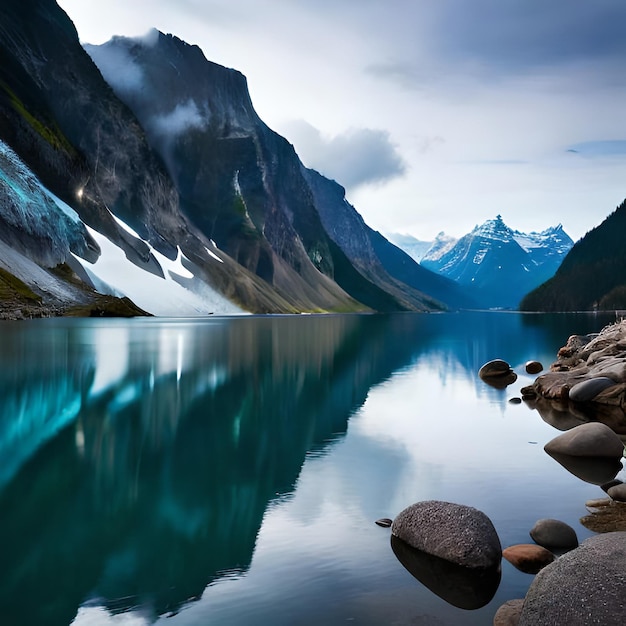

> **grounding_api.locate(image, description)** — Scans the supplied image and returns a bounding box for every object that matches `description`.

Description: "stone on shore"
[529,518,578,549]
[493,599,524,626]
[391,500,501,569]
[569,376,618,402]
[502,544,555,574]
[544,422,624,458]
[518,532,626,625]
[522,320,626,421]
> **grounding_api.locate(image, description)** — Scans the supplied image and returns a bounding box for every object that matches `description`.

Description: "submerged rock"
[518,532,626,625]
[580,501,626,533]
[529,518,578,550]
[391,500,502,569]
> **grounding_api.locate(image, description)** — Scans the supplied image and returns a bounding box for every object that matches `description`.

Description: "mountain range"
[417,216,574,309]
[0,0,477,317]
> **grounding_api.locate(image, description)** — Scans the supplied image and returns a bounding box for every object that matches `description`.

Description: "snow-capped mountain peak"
[419,216,574,309]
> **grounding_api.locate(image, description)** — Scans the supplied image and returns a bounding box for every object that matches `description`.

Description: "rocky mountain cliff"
[84,30,453,313]
[419,216,573,309]
[521,200,626,311]
[0,0,467,316]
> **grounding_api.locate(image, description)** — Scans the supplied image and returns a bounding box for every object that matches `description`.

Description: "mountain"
[385,233,433,262]
[84,30,453,313]
[0,2,463,317]
[521,200,626,311]
[420,215,574,309]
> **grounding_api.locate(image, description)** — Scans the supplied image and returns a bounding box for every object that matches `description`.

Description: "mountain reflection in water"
[0,312,618,625]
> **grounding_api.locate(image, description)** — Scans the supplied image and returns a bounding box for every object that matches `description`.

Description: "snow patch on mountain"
[72,220,243,316]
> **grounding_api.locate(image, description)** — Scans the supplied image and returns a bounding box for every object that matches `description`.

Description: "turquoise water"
[0,311,621,625]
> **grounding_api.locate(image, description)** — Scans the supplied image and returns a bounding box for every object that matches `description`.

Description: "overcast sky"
[57,0,626,242]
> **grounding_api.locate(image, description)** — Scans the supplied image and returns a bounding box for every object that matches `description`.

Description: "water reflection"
[0,312,617,625]
[390,535,501,610]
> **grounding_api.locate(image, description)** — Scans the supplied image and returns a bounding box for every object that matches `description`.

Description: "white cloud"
[84,41,144,94]
[149,100,206,139]
[285,121,406,190]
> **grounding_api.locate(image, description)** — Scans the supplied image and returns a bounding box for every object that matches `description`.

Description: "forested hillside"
[521,200,626,311]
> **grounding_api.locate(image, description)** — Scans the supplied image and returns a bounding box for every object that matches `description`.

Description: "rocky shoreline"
[386,320,626,625]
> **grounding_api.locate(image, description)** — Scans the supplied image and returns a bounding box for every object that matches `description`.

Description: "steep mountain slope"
[85,31,446,313]
[0,0,301,315]
[420,216,573,309]
[302,167,475,309]
[521,200,626,311]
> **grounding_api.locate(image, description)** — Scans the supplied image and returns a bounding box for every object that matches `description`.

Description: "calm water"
[0,311,622,626]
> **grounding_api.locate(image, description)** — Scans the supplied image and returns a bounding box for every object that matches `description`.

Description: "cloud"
[149,100,206,139]
[85,41,144,94]
[284,121,407,190]
[427,0,626,75]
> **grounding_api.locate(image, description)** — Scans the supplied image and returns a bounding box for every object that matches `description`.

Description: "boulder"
[391,500,501,569]
[502,544,555,574]
[518,532,626,625]
[569,377,618,402]
[493,599,524,626]
[544,422,624,458]
[529,518,578,549]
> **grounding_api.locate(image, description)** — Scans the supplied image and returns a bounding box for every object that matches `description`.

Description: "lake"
[0,311,622,626]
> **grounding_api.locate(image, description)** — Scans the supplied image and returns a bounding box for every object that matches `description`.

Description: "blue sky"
[57,0,626,242]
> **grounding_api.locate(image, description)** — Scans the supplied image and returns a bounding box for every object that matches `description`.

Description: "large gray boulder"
[544,422,624,458]
[518,532,626,625]
[391,500,501,569]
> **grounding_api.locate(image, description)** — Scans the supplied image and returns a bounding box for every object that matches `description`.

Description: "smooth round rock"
[391,500,502,569]
[375,517,392,528]
[483,371,518,389]
[525,360,543,375]
[493,599,524,626]
[529,518,578,549]
[518,532,626,625]
[544,422,625,458]
[607,483,626,502]
[569,376,618,402]
[503,544,555,574]
[479,359,513,379]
